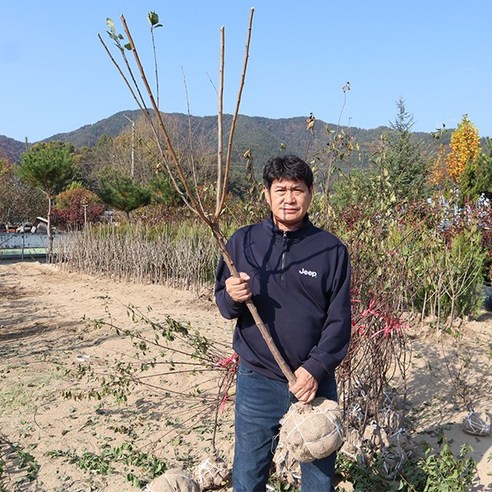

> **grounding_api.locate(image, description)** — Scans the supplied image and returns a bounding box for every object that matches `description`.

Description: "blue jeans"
[233,362,338,491]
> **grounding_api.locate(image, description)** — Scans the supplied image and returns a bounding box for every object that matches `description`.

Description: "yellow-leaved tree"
[446,115,480,183]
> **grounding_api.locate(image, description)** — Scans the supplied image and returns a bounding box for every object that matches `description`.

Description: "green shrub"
[335,438,476,492]
[409,226,486,323]
[398,440,476,492]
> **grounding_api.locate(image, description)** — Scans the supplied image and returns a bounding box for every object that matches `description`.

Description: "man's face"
[264,178,313,231]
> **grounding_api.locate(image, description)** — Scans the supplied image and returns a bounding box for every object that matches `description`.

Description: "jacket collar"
[264,213,313,239]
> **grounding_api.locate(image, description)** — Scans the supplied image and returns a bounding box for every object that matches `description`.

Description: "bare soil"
[0,261,491,491]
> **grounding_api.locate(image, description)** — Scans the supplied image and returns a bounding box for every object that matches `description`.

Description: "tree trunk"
[47,195,53,261]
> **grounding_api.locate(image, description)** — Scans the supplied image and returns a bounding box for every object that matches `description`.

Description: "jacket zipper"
[281,230,288,283]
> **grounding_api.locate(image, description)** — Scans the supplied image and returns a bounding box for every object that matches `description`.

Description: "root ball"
[194,455,230,490]
[279,397,344,462]
[144,468,200,492]
[463,411,491,436]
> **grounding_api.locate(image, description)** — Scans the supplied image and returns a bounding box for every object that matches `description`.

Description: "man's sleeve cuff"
[302,358,328,383]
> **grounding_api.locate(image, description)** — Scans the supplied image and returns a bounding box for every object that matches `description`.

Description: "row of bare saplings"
[54,221,219,294]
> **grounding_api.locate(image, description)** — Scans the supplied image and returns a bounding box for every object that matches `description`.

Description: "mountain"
[46,110,143,148]
[44,111,392,169]
[0,135,26,163]
[1,111,451,168]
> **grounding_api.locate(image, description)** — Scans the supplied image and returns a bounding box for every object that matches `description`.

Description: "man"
[215,155,351,491]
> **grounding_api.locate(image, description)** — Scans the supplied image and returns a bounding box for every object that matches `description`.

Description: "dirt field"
[0,260,491,491]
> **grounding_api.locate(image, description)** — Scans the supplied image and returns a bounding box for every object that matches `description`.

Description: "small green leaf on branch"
[147,11,162,28]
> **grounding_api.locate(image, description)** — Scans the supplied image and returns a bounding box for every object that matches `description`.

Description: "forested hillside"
[1,111,451,170]
[0,135,26,163]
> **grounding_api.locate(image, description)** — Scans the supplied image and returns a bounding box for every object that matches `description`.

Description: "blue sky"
[1,1,491,143]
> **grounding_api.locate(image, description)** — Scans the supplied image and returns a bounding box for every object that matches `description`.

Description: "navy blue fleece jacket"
[215,215,351,383]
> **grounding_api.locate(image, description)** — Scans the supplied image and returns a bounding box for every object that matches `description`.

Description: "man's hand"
[289,366,318,403]
[225,272,252,303]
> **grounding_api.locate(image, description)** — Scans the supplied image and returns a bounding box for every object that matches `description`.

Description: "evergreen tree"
[17,142,76,252]
[148,173,182,207]
[96,167,151,219]
[385,98,429,202]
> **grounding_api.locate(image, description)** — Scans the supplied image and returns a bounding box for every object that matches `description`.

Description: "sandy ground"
[0,260,491,491]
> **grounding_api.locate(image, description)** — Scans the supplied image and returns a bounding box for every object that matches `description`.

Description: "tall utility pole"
[123,114,135,177]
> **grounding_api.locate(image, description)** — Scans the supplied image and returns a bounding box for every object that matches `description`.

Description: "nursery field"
[0,260,491,491]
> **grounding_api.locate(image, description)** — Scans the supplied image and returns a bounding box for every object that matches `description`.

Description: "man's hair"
[262,155,314,189]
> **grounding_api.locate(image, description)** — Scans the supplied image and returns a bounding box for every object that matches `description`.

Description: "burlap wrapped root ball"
[279,397,344,463]
[144,468,200,492]
[193,454,230,490]
[273,443,301,488]
[462,411,491,436]
[388,429,417,458]
[380,445,407,479]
